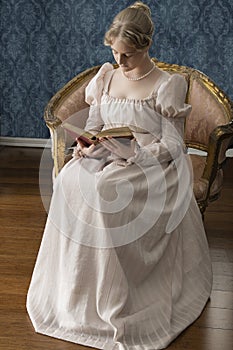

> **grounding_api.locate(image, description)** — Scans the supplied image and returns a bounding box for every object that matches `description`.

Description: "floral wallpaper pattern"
[1,0,232,138]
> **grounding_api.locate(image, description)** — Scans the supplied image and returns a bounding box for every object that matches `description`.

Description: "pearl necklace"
[123,62,156,81]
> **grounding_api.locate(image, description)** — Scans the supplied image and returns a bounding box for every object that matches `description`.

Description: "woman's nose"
[118,54,125,65]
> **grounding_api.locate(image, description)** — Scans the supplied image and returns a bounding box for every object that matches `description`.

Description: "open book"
[62,122,134,146]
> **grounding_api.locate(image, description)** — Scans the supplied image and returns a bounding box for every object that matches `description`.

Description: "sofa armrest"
[202,120,233,196]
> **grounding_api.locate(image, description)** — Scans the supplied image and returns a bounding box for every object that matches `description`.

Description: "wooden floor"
[0,146,232,350]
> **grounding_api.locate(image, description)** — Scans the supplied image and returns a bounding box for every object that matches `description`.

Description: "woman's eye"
[112,50,132,58]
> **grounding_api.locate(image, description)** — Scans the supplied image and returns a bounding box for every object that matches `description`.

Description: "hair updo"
[104,1,154,50]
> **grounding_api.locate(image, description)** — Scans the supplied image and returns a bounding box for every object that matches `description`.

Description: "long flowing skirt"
[27,156,212,350]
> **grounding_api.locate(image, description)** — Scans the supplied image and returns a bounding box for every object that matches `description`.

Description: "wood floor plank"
[196,307,233,330]
[209,247,227,260]
[0,255,37,276]
[212,274,233,292]
[0,275,32,295]
[0,337,92,350]
[208,290,233,309]
[0,241,41,262]
[168,328,233,350]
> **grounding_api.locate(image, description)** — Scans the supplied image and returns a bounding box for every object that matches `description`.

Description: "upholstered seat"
[44,59,233,215]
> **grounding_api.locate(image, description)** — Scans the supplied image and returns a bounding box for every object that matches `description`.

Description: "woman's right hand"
[77,139,110,159]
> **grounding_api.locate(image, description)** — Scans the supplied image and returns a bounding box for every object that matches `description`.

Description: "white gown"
[27,63,212,350]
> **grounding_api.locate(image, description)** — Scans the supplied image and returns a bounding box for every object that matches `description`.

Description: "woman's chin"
[120,65,131,72]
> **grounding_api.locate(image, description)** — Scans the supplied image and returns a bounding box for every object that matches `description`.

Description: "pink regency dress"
[27,63,212,350]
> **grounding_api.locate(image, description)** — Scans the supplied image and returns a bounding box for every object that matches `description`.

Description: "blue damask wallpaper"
[1,0,232,138]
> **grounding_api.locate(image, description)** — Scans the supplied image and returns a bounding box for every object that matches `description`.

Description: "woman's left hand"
[100,137,136,160]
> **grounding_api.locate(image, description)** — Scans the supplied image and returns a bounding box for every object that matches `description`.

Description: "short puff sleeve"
[156,74,191,118]
[85,62,114,106]
[84,63,113,133]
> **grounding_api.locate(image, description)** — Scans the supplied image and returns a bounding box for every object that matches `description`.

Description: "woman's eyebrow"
[111,48,136,54]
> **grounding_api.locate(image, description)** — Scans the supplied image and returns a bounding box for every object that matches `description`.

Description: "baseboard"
[0,137,232,157]
[0,137,51,148]
[188,147,233,157]
[226,149,233,157]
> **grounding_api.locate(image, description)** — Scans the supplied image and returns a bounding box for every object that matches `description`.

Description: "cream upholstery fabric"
[185,78,229,147]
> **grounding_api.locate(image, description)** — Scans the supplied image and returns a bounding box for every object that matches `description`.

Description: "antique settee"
[44,59,233,215]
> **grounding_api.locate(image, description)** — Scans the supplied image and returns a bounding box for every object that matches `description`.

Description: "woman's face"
[111,38,148,72]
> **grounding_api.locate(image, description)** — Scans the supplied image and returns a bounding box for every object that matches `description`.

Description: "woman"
[27,2,212,349]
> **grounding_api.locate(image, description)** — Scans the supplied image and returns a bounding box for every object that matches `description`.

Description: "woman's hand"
[99,137,136,160]
[77,139,110,159]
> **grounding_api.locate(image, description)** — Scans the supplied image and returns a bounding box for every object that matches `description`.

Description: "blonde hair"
[104,1,154,50]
